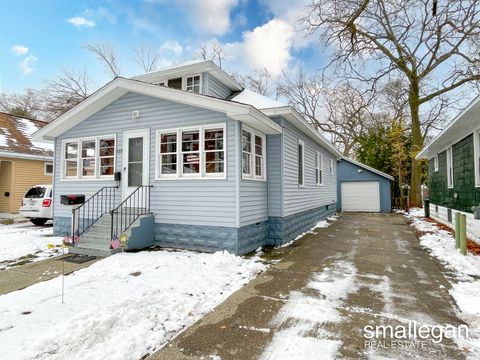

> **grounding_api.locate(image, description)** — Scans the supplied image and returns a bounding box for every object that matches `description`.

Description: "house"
[417,94,480,241]
[0,112,53,213]
[337,157,392,213]
[34,60,341,256]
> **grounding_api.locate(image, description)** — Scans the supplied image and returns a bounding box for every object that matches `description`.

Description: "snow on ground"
[260,260,357,360]
[401,208,480,355]
[0,222,64,268]
[278,216,337,249]
[0,250,267,360]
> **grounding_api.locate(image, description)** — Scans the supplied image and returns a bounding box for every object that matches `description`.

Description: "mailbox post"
[60,195,85,242]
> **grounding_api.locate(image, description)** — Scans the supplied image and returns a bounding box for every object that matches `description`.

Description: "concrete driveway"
[150,213,469,360]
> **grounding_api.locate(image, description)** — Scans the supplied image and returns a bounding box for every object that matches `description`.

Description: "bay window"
[157,124,225,179]
[62,135,116,180]
[242,126,265,180]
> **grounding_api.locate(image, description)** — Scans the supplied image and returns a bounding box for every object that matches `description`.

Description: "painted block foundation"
[54,204,336,255]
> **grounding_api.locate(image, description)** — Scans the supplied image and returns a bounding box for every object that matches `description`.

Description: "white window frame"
[44,162,53,176]
[242,125,266,181]
[316,151,323,186]
[61,134,116,181]
[155,123,226,180]
[298,139,305,187]
[434,155,439,172]
[330,158,334,176]
[80,138,96,179]
[447,146,454,188]
[474,130,480,187]
[183,74,202,94]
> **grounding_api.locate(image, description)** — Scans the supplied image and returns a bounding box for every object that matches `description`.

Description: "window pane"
[319,170,323,184]
[255,135,262,155]
[82,140,96,158]
[66,160,77,176]
[182,131,199,151]
[161,133,177,153]
[129,137,143,162]
[183,153,200,173]
[242,131,251,152]
[205,129,223,150]
[128,162,143,186]
[255,156,262,176]
[66,143,78,159]
[100,165,114,176]
[205,151,224,162]
[298,144,303,184]
[45,164,53,174]
[242,153,251,174]
[168,77,182,89]
[82,159,95,176]
[206,162,224,174]
[99,138,115,156]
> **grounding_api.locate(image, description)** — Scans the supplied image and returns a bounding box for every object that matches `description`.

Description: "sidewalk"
[0,254,98,295]
[150,213,468,360]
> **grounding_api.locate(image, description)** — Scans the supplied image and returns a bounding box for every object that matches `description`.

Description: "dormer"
[132,60,243,99]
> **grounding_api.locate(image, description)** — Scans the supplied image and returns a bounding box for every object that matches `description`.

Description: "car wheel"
[30,218,48,226]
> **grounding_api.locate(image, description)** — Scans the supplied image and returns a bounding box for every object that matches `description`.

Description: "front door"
[122,129,150,203]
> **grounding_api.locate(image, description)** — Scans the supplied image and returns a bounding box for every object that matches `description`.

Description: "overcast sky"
[1,0,325,93]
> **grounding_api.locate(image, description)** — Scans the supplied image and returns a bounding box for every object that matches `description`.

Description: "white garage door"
[341,181,380,212]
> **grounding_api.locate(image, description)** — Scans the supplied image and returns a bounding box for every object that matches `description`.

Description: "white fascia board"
[261,106,342,157]
[133,61,243,92]
[34,77,280,141]
[341,156,394,180]
[417,93,480,159]
[0,151,53,161]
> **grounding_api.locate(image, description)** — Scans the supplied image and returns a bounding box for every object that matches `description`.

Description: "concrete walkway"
[0,254,98,295]
[150,213,468,360]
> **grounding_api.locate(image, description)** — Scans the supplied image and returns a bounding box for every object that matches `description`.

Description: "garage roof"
[340,157,394,180]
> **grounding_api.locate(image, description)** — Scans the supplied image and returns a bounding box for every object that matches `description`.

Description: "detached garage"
[337,157,393,213]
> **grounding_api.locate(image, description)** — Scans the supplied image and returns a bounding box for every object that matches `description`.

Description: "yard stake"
[455,212,461,249]
[61,246,65,304]
[459,213,467,256]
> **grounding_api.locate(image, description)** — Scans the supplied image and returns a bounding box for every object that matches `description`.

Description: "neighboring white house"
[34,60,341,256]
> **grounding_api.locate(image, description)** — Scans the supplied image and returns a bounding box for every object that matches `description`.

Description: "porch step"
[70,245,122,257]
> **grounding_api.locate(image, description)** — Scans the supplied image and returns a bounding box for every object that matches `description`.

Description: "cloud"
[18,55,37,76]
[67,16,96,28]
[11,45,29,56]
[159,40,183,56]
[231,19,294,75]
[176,0,239,35]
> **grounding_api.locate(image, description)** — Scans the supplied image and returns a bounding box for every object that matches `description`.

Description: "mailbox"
[60,194,85,206]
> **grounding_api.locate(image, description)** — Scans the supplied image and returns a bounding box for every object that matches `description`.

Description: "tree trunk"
[409,81,423,207]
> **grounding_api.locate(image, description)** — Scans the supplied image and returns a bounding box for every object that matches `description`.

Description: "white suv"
[19,185,53,226]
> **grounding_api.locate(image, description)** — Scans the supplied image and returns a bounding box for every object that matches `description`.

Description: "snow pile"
[0,250,266,360]
[0,222,63,267]
[231,89,287,109]
[278,216,337,248]
[401,209,480,355]
[260,260,357,360]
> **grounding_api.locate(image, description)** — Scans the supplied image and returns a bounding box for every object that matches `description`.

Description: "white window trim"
[155,123,227,180]
[298,139,305,187]
[60,134,116,181]
[183,74,202,94]
[330,158,334,176]
[315,151,323,186]
[434,155,439,172]
[241,125,266,181]
[44,162,53,176]
[474,131,480,187]
[447,146,454,188]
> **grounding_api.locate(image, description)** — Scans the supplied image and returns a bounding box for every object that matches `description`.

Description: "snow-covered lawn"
[0,222,64,268]
[401,208,480,355]
[0,250,266,360]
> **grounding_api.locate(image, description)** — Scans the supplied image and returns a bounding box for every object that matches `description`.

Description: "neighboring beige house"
[0,112,53,213]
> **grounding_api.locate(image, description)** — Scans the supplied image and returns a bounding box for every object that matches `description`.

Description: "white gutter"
[0,151,53,161]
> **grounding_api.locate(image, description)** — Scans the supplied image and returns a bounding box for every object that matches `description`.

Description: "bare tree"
[278,70,375,155]
[83,43,121,77]
[246,68,276,97]
[197,42,228,68]
[134,45,161,73]
[40,69,92,120]
[304,0,480,205]
[0,89,44,119]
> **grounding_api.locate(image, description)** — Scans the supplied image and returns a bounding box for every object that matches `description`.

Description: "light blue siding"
[53,92,238,227]
[267,134,282,217]
[281,119,337,217]
[337,159,391,213]
[239,180,268,226]
[204,73,232,99]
